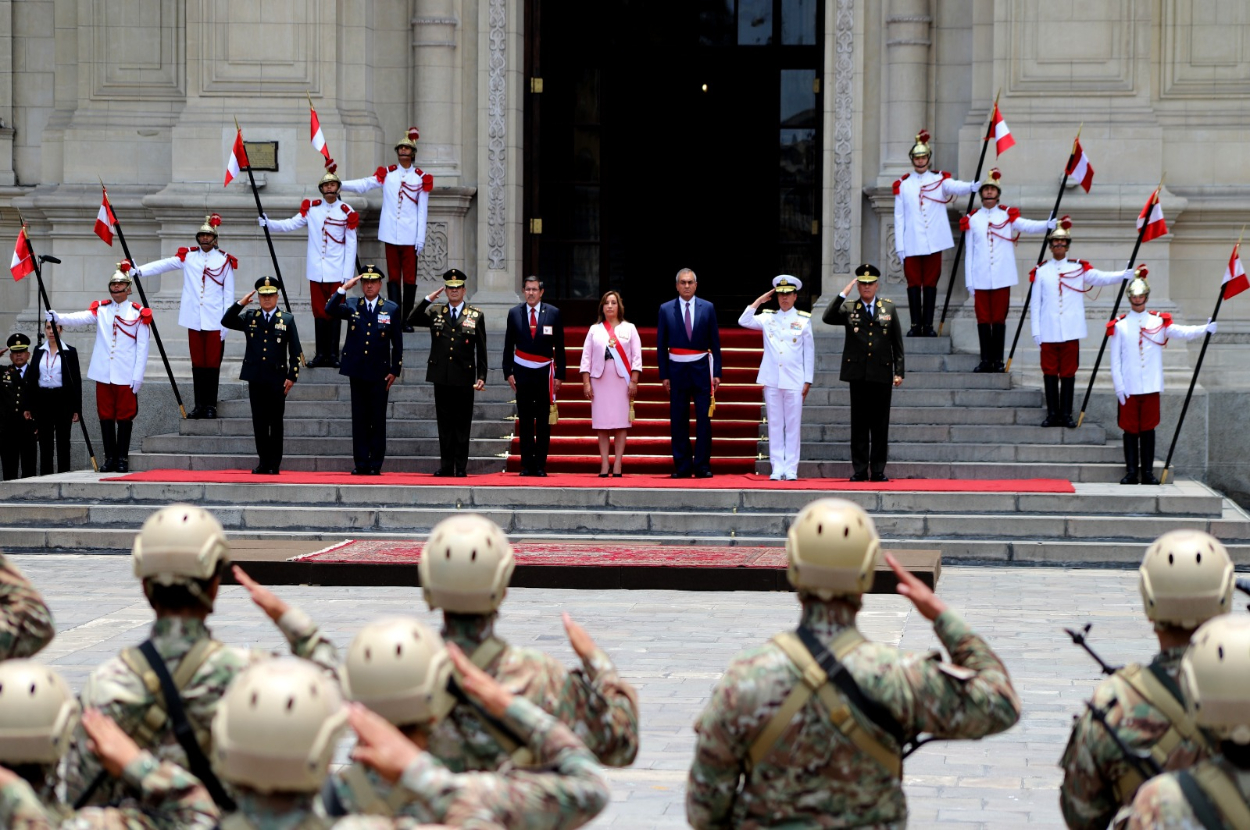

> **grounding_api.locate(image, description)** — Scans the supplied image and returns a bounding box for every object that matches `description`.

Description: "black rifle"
[1065,623,1122,676]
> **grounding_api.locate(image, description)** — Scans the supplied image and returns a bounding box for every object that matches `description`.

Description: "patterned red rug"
[294,540,789,568]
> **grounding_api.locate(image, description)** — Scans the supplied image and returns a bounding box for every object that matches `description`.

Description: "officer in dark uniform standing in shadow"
[326,265,403,475]
[823,264,905,482]
[410,269,487,477]
[221,276,302,475]
[1,334,35,480]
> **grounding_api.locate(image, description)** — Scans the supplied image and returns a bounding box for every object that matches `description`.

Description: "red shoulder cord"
[918,175,951,206]
[322,214,348,246]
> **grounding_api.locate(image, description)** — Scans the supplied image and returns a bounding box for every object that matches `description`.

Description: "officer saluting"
[410,269,488,477]
[221,277,302,475]
[823,264,905,482]
[325,266,403,475]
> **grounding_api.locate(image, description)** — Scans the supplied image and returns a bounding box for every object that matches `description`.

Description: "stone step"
[782,423,1107,445]
[791,459,1128,482]
[786,441,1122,463]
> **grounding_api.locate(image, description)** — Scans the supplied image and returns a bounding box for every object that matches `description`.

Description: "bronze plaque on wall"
[243,141,279,172]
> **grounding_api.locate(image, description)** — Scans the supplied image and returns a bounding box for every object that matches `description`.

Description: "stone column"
[0,0,14,186]
[881,0,931,177]
[412,0,464,180]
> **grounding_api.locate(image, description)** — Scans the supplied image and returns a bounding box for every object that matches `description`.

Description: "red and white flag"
[310,106,331,162]
[1066,139,1095,193]
[1223,243,1249,300]
[1136,187,1168,243]
[224,128,248,187]
[990,102,1015,156]
[95,188,117,246]
[10,228,34,282]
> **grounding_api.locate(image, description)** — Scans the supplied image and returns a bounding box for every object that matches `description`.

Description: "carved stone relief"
[1007,0,1135,94]
[418,221,450,283]
[830,0,854,275]
[485,0,507,271]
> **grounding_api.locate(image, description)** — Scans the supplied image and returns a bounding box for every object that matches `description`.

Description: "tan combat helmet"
[212,658,347,793]
[1180,615,1250,745]
[419,514,516,614]
[132,504,231,606]
[786,498,881,599]
[908,129,932,160]
[1139,529,1235,629]
[1127,265,1150,299]
[0,660,81,764]
[341,617,455,729]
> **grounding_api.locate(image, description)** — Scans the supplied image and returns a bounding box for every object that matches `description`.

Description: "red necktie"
[529,307,537,338]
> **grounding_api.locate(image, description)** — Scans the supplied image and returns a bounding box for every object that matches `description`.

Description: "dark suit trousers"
[434,384,474,473]
[849,380,892,477]
[247,381,287,470]
[669,359,713,474]
[1,419,36,480]
[35,387,73,474]
[515,378,550,473]
[349,378,390,471]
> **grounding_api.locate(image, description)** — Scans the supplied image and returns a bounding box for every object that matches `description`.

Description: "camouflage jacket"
[687,599,1021,829]
[222,791,455,829]
[322,697,609,829]
[65,613,337,807]
[0,554,55,659]
[1125,756,1250,829]
[426,614,639,771]
[1061,647,1210,830]
[0,750,218,829]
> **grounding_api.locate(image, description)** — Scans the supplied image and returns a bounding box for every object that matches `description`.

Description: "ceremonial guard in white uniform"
[960,168,1055,372]
[133,214,236,419]
[261,161,358,368]
[49,264,151,472]
[738,275,814,481]
[1029,217,1131,427]
[893,129,979,336]
[340,127,433,329]
[1109,271,1215,485]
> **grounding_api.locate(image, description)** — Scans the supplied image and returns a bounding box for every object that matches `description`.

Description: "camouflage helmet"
[341,618,455,729]
[212,658,347,793]
[1180,615,1250,744]
[786,498,880,599]
[0,660,81,764]
[1126,265,1150,299]
[1139,530,1235,629]
[132,503,230,590]
[419,514,516,614]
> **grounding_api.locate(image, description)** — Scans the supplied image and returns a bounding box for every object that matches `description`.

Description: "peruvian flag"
[1223,243,1249,300]
[10,228,34,281]
[990,102,1015,156]
[1066,139,1095,193]
[95,188,117,246]
[310,106,331,162]
[1136,187,1168,243]
[224,128,248,187]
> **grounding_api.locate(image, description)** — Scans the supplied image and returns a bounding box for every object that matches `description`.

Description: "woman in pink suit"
[580,291,642,477]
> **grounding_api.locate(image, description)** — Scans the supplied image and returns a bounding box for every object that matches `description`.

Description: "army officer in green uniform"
[823,264,905,482]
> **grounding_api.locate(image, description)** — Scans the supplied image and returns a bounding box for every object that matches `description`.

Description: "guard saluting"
[221,277,302,475]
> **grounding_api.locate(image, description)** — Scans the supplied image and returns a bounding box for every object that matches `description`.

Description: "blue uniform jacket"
[656,296,722,380]
[325,292,404,381]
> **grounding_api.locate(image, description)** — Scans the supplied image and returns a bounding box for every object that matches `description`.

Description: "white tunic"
[137,247,236,333]
[53,300,151,390]
[266,198,359,284]
[1109,310,1207,397]
[892,170,978,259]
[737,306,815,391]
[962,206,1051,291]
[1030,258,1129,343]
[340,164,432,250]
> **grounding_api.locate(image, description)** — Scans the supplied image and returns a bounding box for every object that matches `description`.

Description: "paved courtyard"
[13,554,1196,829]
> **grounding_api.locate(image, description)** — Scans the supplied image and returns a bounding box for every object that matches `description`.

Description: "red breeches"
[385,243,417,286]
[973,287,1010,324]
[310,280,341,320]
[903,252,942,289]
[1040,340,1080,378]
[1118,392,1160,433]
[188,330,224,368]
[96,382,138,421]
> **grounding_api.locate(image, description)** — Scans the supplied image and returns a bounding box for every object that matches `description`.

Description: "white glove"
[1048,217,1058,230]
[258,214,268,228]
[415,245,423,257]
[1033,335,1042,348]
[1206,319,1218,335]
[130,268,142,278]
[1116,390,1128,406]
[45,310,56,323]
[131,380,143,395]
[971,180,982,191]
[220,330,227,342]
[968,288,975,299]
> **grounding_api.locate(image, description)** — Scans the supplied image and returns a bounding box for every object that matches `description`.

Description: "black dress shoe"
[599,472,610,478]
[849,472,869,482]
[433,468,452,477]
[268,467,280,475]
[203,406,217,420]
[403,324,415,333]
[307,354,327,368]
[252,465,268,475]
[536,470,547,477]
[612,472,623,478]
[695,470,713,479]
[923,326,938,337]
[369,469,383,476]
[670,471,692,479]
[518,470,533,477]
[351,468,368,476]
[870,473,890,482]
[99,457,118,473]
[115,458,129,473]
[454,470,467,477]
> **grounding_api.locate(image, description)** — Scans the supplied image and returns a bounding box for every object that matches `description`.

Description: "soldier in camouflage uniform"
[1060,530,1235,830]
[65,504,338,808]
[0,659,219,828]
[418,514,639,772]
[1125,615,1250,829]
[324,617,610,826]
[687,497,1021,829]
[0,552,55,659]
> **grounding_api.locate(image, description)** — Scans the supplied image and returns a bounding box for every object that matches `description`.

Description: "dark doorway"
[524,0,823,325]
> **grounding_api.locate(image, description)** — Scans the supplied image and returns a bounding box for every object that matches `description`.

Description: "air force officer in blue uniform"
[656,268,722,478]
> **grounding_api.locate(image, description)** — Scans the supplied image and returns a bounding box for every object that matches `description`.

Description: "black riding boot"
[387,281,401,307]
[1040,376,1060,427]
[309,319,327,367]
[1140,430,1160,485]
[204,368,219,419]
[906,287,923,336]
[1059,376,1077,428]
[98,419,118,473]
[328,319,342,367]
[1120,434,1140,485]
[973,324,992,372]
[921,286,939,336]
[402,284,417,332]
[115,421,133,473]
[991,324,1007,372]
[187,368,205,419]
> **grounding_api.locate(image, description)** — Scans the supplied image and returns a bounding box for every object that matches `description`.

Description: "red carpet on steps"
[295,541,790,568]
[104,469,1075,493]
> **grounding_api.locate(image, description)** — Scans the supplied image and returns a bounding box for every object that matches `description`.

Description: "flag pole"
[938,90,1000,337]
[17,214,99,471]
[1005,126,1081,372]
[100,180,187,419]
[1075,180,1162,427]
[1159,226,1243,484]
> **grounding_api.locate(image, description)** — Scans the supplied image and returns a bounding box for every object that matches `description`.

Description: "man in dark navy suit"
[502,276,566,476]
[325,265,403,474]
[656,267,722,478]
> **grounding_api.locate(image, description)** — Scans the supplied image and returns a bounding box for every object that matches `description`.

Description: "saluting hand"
[233,565,290,623]
[239,290,257,307]
[427,286,445,301]
[751,289,776,308]
[886,552,948,621]
[563,612,599,661]
[843,279,857,297]
[343,275,363,292]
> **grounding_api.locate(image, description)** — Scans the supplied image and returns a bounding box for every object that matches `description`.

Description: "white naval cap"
[772,275,802,294]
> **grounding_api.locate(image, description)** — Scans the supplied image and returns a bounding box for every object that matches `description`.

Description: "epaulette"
[892,173,909,196]
[340,203,353,214]
[1079,259,1092,271]
[225,253,239,269]
[374,166,388,183]
[1029,266,1037,284]
[940,171,952,179]
[387,164,398,173]
[1152,311,1174,327]
[176,247,190,262]
[90,299,107,314]
[422,172,434,192]
[1006,206,1020,221]
[311,199,323,207]
[959,210,977,231]
[761,309,775,314]
[139,308,153,324]
[1107,314,1127,336]
[300,199,311,217]
[797,310,811,317]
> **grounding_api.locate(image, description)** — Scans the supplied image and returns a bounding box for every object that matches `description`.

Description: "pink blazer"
[579,321,643,379]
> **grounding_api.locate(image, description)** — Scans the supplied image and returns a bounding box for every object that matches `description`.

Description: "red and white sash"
[603,322,633,380]
[514,348,557,405]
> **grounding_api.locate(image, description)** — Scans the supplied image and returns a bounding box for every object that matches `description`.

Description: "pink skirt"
[590,366,632,430]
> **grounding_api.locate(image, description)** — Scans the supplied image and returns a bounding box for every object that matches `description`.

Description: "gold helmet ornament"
[395,127,421,154]
[109,261,133,286]
[1050,215,1073,243]
[0,660,81,765]
[318,159,341,191]
[341,618,455,729]
[980,168,1003,196]
[786,498,881,599]
[1126,265,1150,299]
[908,129,932,159]
[132,503,231,598]
[1179,615,1250,744]
[419,513,516,614]
[1139,530,1235,629]
[197,213,222,239]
